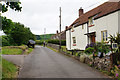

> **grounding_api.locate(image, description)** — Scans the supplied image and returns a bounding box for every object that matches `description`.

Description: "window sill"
[88,25,94,27]
[71,30,74,32]
[73,44,76,46]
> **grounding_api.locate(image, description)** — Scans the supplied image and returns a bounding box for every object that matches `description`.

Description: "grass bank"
[2,48,23,55]
[2,45,33,55]
[2,59,18,78]
[1,45,34,78]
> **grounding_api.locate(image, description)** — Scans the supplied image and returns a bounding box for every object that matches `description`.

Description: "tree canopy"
[1,2,22,13]
[1,17,36,46]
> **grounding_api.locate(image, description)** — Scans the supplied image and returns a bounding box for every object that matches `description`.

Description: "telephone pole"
[59,7,62,50]
[44,28,46,41]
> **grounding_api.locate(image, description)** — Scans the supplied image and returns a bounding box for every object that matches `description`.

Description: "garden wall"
[47,43,60,50]
[47,43,111,72]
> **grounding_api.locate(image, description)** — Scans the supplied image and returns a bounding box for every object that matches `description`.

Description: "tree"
[1,2,22,13]
[10,22,35,45]
[1,16,14,34]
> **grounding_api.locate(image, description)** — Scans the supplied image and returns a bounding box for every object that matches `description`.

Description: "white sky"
[1,0,109,35]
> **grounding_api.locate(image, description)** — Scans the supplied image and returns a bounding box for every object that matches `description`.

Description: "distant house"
[51,26,68,40]
[66,1,120,50]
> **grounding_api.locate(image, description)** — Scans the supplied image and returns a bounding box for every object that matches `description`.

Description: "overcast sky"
[1,0,109,35]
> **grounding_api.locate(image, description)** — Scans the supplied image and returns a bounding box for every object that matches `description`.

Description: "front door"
[90,35,96,43]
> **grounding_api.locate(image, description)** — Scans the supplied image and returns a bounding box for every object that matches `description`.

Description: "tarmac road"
[19,45,108,78]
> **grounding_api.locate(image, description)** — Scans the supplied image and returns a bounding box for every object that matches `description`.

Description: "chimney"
[65,26,68,30]
[79,7,84,17]
[56,30,59,34]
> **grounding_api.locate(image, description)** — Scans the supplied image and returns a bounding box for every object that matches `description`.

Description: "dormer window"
[89,17,94,26]
[71,26,74,32]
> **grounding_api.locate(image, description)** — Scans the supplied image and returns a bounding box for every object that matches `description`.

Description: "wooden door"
[91,35,95,43]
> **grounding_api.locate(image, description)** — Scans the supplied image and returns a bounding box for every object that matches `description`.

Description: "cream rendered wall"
[119,10,120,34]
[66,11,119,50]
[89,25,96,33]
[71,24,87,50]
[94,11,119,42]
[66,30,71,50]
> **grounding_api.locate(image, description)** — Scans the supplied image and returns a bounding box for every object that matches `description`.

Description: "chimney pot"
[65,26,68,30]
[56,30,59,34]
[79,7,84,17]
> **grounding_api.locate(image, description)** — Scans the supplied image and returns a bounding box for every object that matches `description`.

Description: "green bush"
[1,36,10,46]
[35,40,44,45]
[84,47,94,54]
[95,42,111,54]
[47,39,66,46]
[75,52,80,57]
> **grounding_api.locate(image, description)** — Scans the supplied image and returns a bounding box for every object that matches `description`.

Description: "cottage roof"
[67,2,120,30]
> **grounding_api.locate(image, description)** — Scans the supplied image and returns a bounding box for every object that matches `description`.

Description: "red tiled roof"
[67,2,120,30]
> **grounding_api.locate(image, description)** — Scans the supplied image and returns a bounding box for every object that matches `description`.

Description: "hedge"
[47,39,66,46]
[35,40,44,45]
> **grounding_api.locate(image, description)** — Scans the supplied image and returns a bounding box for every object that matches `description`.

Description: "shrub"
[47,39,66,46]
[84,47,94,54]
[75,52,80,57]
[85,42,111,55]
[85,42,95,49]
[35,40,44,45]
[1,36,10,46]
[111,65,120,79]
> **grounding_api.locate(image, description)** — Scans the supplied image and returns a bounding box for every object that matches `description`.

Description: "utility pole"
[44,28,46,41]
[59,7,62,50]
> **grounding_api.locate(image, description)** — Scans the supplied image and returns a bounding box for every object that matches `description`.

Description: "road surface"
[19,45,108,78]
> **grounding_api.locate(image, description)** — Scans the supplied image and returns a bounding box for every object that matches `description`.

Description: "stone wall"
[47,43,60,50]
[47,43,111,71]
[84,56,111,71]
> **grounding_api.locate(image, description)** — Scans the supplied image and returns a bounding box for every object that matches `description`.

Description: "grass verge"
[2,48,23,55]
[46,46,59,53]
[24,48,33,55]
[2,59,18,78]
[2,46,34,55]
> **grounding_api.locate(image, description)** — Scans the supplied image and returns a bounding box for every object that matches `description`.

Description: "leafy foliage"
[84,47,94,54]
[48,39,66,46]
[111,65,120,79]
[1,2,22,13]
[36,34,55,40]
[109,33,120,52]
[2,59,18,78]
[10,22,35,45]
[1,16,14,34]
[1,17,36,46]
[85,42,111,55]
[35,40,44,45]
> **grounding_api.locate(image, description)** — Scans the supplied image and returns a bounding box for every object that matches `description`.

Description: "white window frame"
[101,30,108,42]
[72,37,76,44]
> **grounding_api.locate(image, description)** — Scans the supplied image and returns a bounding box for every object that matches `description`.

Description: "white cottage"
[66,2,120,50]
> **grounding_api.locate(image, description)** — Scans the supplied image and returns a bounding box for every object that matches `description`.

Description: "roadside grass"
[61,46,72,54]
[2,46,34,55]
[47,46,59,53]
[2,48,23,55]
[24,48,33,55]
[47,46,72,54]
[1,46,34,78]
[2,59,18,78]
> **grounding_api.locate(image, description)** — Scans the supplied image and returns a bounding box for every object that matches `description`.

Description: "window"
[72,37,76,44]
[89,17,94,26]
[101,30,108,42]
[72,26,74,32]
